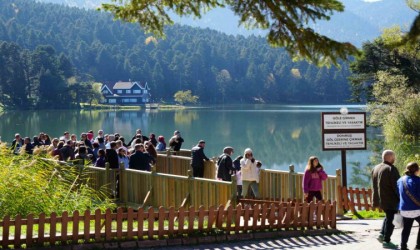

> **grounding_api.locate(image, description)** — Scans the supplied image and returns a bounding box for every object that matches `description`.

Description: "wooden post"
[230,175,238,207]
[105,162,111,197]
[341,150,347,187]
[150,165,156,207]
[336,169,344,216]
[288,165,296,199]
[119,162,125,203]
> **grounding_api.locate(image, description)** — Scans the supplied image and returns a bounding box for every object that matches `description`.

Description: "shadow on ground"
[163,234,359,250]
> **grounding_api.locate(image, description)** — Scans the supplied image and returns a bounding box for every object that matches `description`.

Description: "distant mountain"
[36,0,417,47]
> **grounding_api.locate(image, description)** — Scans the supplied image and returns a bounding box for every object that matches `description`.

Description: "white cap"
[244,148,253,155]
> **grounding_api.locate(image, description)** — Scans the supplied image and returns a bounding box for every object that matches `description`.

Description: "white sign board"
[323,133,366,150]
[323,113,365,130]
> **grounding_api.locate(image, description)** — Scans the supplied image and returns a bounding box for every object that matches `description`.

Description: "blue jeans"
[242,180,259,198]
[381,209,397,243]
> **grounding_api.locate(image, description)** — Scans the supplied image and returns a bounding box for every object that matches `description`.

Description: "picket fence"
[0,201,336,249]
[337,186,379,213]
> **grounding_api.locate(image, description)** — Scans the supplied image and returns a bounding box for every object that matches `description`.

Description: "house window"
[133,90,141,94]
[130,98,137,103]
[117,90,122,94]
[108,99,116,104]
[103,90,108,94]
[126,90,131,94]
[144,90,148,94]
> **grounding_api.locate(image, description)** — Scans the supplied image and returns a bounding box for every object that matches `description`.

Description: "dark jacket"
[217,153,235,181]
[191,145,209,168]
[372,161,400,210]
[105,149,119,169]
[82,139,92,149]
[169,135,184,151]
[129,151,152,171]
[24,143,34,155]
[95,156,106,168]
[10,138,24,153]
[59,145,75,161]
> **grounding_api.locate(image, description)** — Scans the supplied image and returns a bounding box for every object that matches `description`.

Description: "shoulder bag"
[403,176,420,207]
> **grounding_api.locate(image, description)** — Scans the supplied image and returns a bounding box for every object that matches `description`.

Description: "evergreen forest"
[0,0,352,109]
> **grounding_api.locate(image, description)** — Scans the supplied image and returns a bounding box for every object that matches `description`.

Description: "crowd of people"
[8,129,186,171]
[7,128,420,248]
[7,128,329,201]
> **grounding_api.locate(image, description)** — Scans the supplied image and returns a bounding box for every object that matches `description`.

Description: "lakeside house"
[101,80,151,105]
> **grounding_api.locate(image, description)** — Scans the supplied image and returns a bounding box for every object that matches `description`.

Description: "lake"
[0,105,381,186]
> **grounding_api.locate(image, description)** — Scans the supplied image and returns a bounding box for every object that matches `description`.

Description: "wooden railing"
[258,166,340,202]
[337,186,378,213]
[154,155,340,203]
[86,166,234,209]
[0,202,336,249]
[155,154,216,179]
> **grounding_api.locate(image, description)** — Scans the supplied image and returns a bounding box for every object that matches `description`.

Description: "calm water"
[0,105,381,186]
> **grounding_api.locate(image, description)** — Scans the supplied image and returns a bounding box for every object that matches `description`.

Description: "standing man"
[217,147,236,181]
[191,140,209,177]
[372,150,400,249]
[129,144,153,171]
[169,130,184,152]
[105,141,119,169]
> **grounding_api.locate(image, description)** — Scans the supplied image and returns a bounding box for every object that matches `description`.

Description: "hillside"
[0,0,351,107]
[36,0,417,47]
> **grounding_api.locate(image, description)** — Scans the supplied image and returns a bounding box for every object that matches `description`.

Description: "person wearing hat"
[191,140,210,177]
[169,130,184,152]
[240,148,262,198]
[217,147,236,181]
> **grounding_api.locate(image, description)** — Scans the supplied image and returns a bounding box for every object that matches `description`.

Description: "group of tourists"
[13,129,420,250]
[8,129,185,171]
[372,149,420,250]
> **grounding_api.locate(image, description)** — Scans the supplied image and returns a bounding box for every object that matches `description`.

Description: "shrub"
[0,144,115,217]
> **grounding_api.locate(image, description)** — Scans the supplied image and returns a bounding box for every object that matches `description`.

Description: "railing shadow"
[177,233,359,249]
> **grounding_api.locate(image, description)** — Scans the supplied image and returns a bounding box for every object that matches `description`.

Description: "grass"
[158,104,186,110]
[0,144,115,218]
[80,103,141,110]
[344,210,385,219]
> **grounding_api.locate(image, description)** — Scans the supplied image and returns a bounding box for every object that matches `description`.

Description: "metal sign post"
[321,111,366,187]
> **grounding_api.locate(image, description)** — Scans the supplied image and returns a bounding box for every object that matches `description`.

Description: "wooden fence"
[154,154,340,202]
[337,186,378,213]
[155,154,216,179]
[0,201,336,249]
[86,166,234,209]
[258,166,339,202]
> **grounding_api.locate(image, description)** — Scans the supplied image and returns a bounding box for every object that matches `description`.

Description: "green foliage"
[349,161,372,188]
[0,0,352,106]
[345,210,385,219]
[0,144,115,217]
[351,25,420,171]
[350,26,420,103]
[101,0,359,65]
[0,40,103,109]
[174,90,199,105]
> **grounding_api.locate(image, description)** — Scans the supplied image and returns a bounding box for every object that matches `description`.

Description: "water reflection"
[0,105,380,187]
